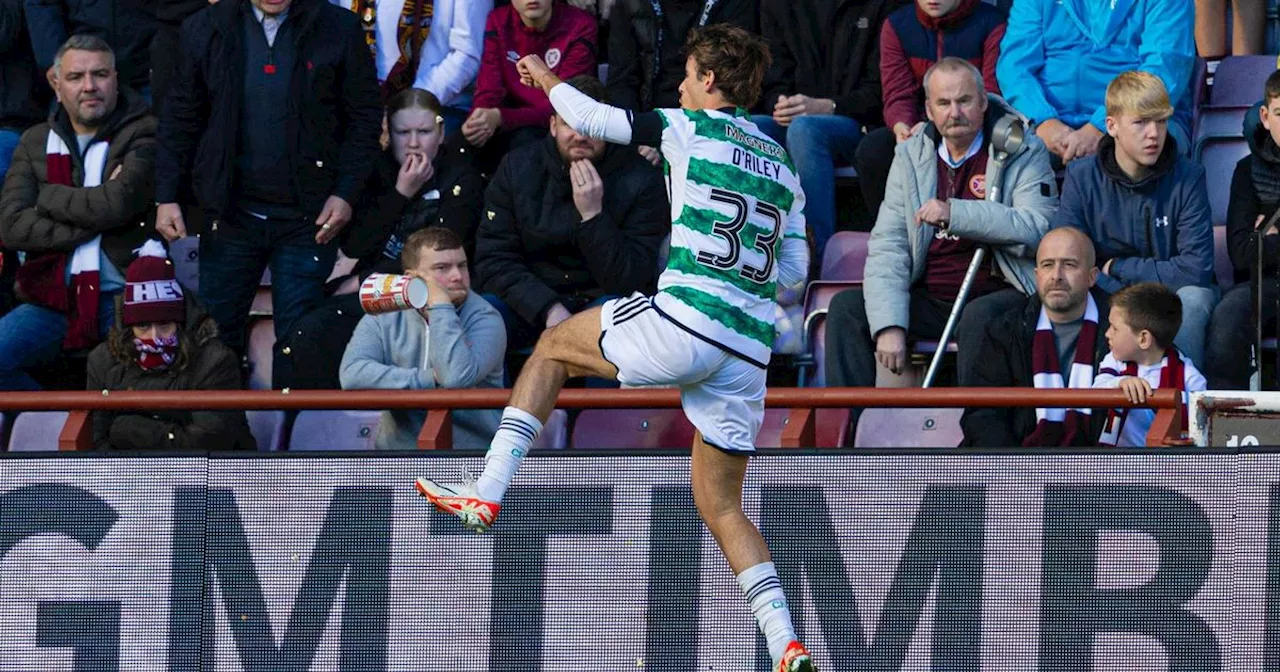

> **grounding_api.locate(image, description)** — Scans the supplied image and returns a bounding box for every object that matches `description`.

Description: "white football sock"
[475,406,542,503]
[737,561,797,663]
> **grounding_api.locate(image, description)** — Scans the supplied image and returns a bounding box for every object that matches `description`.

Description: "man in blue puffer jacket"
[997,0,1194,164]
[1053,72,1215,367]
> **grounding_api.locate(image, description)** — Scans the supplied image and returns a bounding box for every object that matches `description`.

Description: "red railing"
[0,388,1185,450]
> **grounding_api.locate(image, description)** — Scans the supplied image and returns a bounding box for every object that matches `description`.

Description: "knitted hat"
[122,239,185,326]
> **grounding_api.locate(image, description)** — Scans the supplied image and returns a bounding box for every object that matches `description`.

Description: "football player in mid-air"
[415,24,815,672]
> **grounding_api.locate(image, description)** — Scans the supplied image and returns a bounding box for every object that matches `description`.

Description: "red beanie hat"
[122,240,185,326]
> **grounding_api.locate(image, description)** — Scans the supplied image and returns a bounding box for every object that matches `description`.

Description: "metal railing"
[0,388,1185,450]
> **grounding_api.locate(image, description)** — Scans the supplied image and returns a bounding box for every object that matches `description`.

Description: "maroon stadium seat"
[756,408,851,447]
[7,411,69,451]
[1208,56,1278,107]
[570,409,696,449]
[169,235,200,293]
[246,410,287,451]
[821,230,870,281]
[247,318,275,390]
[800,281,858,387]
[853,408,963,447]
[1200,137,1250,226]
[1213,226,1235,291]
[533,409,569,449]
[287,410,382,450]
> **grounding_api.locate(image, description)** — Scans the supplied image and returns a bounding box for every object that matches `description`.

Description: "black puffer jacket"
[475,136,670,326]
[960,293,1111,447]
[155,0,382,223]
[758,0,907,125]
[86,292,255,450]
[606,0,756,112]
[342,145,484,275]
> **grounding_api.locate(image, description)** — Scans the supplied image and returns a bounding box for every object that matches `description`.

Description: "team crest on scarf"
[969,174,986,199]
[545,48,562,69]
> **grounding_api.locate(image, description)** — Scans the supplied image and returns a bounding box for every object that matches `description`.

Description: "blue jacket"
[1053,136,1214,295]
[996,0,1193,141]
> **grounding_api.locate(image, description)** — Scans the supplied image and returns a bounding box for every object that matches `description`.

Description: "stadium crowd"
[0,0,1272,448]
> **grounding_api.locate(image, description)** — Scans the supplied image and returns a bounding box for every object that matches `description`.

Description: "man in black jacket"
[961,227,1111,447]
[474,75,669,350]
[606,0,755,166]
[606,0,755,113]
[1,0,49,177]
[153,0,382,379]
[148,0,210,115]
[753,0,905,260]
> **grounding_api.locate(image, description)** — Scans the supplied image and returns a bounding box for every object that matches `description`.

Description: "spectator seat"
[247,410,287,451]
[571,409,696,449]
[169,235,200,293]
[533,409,570,449]
[247,318,275,390]
[853,408,963,447]
[288,410,382,450]
[8,411,69,451]
[756,408,851,447]
[821,230,870,281]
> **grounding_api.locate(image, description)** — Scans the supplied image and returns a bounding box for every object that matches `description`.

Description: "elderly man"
[825,57,1058,424]
[0,35,155,390]
[961,227,1111,446]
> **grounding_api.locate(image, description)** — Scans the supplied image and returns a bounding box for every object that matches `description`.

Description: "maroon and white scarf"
[15,131,107,349]
[1096,349,1186,446]
[1022,294,1101,447]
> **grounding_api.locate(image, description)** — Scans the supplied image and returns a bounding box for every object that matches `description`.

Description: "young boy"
[1094,282,1207,446]
[1203,69,1280,390]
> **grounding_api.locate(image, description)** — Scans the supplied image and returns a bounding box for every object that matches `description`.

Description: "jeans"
[199,211,337,369]
[0,293,117,390]
[1205,280,1274,389]
[751,115,864,259]
[0,128,22,183]
[852,126,897,220]
[825,285,1027,429]
[1171,285,1217,370]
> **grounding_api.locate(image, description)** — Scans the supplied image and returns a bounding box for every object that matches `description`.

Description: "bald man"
[961,228,1113,446]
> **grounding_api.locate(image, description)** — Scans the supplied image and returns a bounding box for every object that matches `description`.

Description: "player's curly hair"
[684,24,771,109]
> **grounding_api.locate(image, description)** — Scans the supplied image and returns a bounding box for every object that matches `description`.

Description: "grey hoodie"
[339,291,506,449]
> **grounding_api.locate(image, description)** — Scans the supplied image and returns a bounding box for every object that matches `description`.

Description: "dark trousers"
[199,210,338,385]
[852,126,896,220]
[1205,279,1279,389]
[274,293,364,389]
[825,285,1026,426]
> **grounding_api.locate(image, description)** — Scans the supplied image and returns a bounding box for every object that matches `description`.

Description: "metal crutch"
[922,115,1026,388]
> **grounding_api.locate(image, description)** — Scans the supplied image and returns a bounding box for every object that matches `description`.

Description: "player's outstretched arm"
[518,55,660,147]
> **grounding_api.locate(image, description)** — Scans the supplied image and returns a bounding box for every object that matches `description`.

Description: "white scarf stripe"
[1033,294,1100,421]
[45,132,106,278]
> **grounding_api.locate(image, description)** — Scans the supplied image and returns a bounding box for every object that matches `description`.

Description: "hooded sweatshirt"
[1053,134,1214,295]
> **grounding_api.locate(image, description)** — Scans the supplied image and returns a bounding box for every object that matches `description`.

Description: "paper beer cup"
[359,273,429,314]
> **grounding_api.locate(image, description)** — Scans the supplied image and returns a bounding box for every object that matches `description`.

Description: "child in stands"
[1094,282,1207,445]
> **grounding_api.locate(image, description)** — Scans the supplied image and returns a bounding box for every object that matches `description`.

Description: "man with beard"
[824,56,1056,433]
[0,35,156,390]
[472,75,668,350]
[961,227,1112,446]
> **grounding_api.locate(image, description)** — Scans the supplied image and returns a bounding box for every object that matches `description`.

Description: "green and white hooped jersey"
[652,107,807,368]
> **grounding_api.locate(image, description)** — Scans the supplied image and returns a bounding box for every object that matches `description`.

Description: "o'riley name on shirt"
[732,147,784,180]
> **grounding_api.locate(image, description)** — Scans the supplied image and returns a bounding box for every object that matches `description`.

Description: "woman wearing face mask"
[86,240,256,450]
[276,88,484,390]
